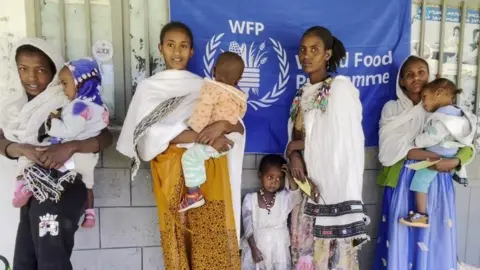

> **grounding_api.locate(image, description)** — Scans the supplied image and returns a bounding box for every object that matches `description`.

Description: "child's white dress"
[241,189,302,270]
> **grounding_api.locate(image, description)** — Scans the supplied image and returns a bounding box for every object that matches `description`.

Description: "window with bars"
[412,0,480,114]
[32,0,169,124]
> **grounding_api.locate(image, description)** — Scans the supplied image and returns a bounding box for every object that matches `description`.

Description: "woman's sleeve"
[136,121,188,161]
[242,194,254,239]
[457,146,474,165]
[377,159,404,188]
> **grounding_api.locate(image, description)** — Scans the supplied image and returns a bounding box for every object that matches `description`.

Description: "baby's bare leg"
[415,192,427,214]
[86,189,94,209]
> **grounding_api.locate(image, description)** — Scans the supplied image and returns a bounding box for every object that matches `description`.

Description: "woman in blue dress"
[373,55,475,270]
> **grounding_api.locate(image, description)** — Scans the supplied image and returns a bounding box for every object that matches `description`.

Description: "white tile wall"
[71,133,386,269]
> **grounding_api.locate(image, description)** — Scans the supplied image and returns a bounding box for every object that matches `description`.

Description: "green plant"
[0,255,11,270]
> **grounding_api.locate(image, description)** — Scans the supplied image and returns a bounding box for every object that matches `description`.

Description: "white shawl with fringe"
[117,70,245,244]
[0,38,69,145]
[304,76,367,227]
[287,76,369,237]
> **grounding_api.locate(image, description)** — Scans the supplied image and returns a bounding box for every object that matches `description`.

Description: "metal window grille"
[29,0,169,124]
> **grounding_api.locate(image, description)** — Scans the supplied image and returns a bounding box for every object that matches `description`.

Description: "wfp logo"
[202,20,290,110]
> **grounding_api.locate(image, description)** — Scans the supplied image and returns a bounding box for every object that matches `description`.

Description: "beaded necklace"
[259,189,276,215]
[289,76,334,122]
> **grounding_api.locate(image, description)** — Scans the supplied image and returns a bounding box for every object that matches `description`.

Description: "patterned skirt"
[150,145,240,270]
[373,160,457,270]
[290,197,363,270]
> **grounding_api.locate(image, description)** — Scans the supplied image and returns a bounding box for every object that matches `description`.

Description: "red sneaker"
[178,192,205,213]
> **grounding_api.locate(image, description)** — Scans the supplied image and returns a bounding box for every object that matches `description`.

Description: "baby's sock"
[188,186,200,194]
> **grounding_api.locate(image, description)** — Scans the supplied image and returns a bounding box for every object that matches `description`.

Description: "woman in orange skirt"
[117,22,245,269]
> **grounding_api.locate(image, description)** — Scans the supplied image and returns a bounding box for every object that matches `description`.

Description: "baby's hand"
[281,164,292,179]
[197,121,227,145]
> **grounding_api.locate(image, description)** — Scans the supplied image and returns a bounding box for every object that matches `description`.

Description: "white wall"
[0,0,28,265]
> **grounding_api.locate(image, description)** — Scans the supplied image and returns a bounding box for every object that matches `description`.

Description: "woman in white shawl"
[116,22,245,269]
[373,55,475,270]
[0,38,112,270]
[287,26,369,270]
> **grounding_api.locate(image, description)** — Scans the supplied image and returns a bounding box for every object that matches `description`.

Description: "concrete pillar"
[0,0,29,264]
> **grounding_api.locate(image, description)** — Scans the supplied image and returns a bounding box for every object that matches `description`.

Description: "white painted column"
[0,0,29,265]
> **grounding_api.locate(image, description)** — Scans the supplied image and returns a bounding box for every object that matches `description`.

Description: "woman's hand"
[309,181,321,203]
[429,158,460,172]
[286,140,305,156]
[197,121,230,145]
[211,136,234,153]
[285,161,320,203]
[407,149,441,161]
[36,142,77,169]
[15,144,44,165]
[288,151,307,182]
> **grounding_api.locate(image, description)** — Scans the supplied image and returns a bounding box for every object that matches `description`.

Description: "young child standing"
[400,78,477,228]
[179,51,246,212]
[241,155,302,269]
[13,57,109,228]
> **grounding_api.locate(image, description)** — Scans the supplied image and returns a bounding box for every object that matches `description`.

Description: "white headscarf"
[0,38,69,145]
[378,56,429,166]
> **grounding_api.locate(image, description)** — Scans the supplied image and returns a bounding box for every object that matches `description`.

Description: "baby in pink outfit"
[179,52,246,212]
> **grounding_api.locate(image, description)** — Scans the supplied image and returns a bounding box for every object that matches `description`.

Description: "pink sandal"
[12,180,33,208]
[81,209,96,228]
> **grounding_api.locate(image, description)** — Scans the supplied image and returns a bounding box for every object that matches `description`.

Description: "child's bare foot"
[12,180,33,208]
[399,211,429,228]
[81,209,96,228]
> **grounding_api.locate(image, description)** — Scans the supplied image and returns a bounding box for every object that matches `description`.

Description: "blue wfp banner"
[171,0,411,153]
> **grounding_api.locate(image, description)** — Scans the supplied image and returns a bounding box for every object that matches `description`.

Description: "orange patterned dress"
[150,145,240,269]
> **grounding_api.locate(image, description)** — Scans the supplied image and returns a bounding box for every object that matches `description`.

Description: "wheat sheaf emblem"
[203,34,290,110]
[228,41,268,96]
